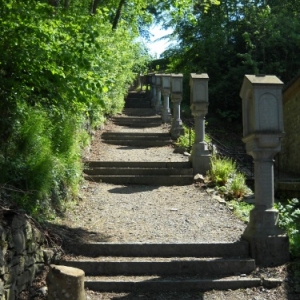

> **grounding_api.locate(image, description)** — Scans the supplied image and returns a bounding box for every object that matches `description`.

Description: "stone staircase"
[124,91,151,108]
[84,161,194,185]
[60,91,281,294]
[83,91,195,186]
[61,242,264,293]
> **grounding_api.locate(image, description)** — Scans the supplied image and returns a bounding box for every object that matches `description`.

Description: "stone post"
[151,74,156,107]
[170,74,184,139]
[47,265,86,300]
[240,74,289,266]
[155,74,162,113]
[161,74,172,123]
[189,73,211,174]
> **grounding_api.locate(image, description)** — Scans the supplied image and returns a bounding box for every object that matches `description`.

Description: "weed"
[229,172,249,199]
[175,125,211,151]
[208,155,237,186]
[275,198,300,258]
[227,200,254,223]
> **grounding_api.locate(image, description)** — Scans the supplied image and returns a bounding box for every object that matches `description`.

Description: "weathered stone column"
[47,265,86,300]
[155,74,162,113]
[161,74,172,123]
[170,74,184,139]
[240,74,289,266]
[189,73,211,174]
[151,74,156,107]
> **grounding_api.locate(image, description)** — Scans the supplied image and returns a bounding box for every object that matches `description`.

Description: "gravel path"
[51,108,290,300]
[60,108,246,244]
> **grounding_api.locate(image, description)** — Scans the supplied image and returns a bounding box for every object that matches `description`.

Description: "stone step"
[100,139,171,147]
[60,257,256,276]
[85,161,192,168]
[84,275,263,293]
[112,121,161,128]
[84,160,194,185]
[112,117,161,122]
[84,167,193,176]
[125,100,151,108]
[84,174,194,185]
[101,132,170,140]
[122,108,156,116]
[63,242,250,258]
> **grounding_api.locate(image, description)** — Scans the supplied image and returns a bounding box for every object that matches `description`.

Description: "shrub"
[227,200,254,223]
[275,198,300,258]
[175,125,211,150]
[209,155,237,186]
[229,172,249,199]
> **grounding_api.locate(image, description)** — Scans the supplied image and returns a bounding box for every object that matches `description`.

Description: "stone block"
[12,231,26,255]
[244,235,289,267]
[47,264,86,300]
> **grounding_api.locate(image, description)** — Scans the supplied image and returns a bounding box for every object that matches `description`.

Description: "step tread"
[85,162,192,168]
[85,275,261,282]
[62,256,254,262]
[84,276,263,292]
[64,242,250,257]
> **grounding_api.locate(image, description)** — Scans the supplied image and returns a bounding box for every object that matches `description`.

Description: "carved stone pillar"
[170,74,184,139]
[155,74,162,113]
[162,74,172,123]
[240,74,289,266]
[190,103,211,174]
[189,73,211,174]
[151,74,156,107]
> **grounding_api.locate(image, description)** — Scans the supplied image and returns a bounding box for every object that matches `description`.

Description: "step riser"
[84,168,193,176]
[85,279,261,293]
[61,260,256,276]
[64,243,250,258]
[102,133,170,137]
[85,162,192,168]
[113,123,161,128]
[102,141,171,147]
[112,117,161,122]
[101,136,170,141]
[84,175,194,186]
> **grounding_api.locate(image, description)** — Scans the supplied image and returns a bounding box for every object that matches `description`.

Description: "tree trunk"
[90,0,101,14]
[112,0,126,30]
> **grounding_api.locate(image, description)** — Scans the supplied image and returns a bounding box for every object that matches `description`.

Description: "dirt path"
[49,109,291,300]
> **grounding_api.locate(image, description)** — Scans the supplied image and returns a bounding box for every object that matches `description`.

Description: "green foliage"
[275,198,300,257]
[227,200,254,223]
[162,0,300,119]
[209,155,237,186]
[0,0,150,219]
[228,173,249,199]
[209,154,250,200]
[175,125,211,150]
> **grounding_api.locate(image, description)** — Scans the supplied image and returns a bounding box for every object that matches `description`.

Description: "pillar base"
[155,102,162,114]
[242,207,289,266]
[190,152,211,175]
[47,265,86,300]
[171,121,184,139]
[242,234,289,267]
[162,109,172,123]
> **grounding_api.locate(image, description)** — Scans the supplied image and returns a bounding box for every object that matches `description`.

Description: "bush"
[175,125,211,150]
[275,198,300,258]
[209,155,237,186]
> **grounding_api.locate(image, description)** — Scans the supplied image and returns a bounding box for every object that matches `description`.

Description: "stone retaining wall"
[279,75,300,175]
[0,212,46,299]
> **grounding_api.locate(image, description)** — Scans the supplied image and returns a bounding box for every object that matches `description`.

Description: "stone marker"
[47,264,85,300]
[170,74,184,139]
[151,73,156,107]
[189,73,211,175]
[155,74,162,113]
[240,74,289,266]
[161,74,172,123]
